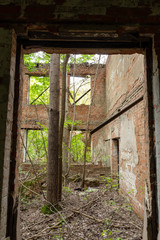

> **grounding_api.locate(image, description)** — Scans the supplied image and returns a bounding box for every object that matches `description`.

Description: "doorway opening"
[112,138,120,182]
[16,49,147,239]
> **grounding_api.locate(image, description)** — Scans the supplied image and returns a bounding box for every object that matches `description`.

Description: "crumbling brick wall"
[91,54,146,218]
[19,63,106,162]
[21,63,106,130]
[69,63,106,129]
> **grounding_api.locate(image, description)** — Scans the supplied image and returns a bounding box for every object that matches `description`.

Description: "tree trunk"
[63,127,70,175]
[47,54,60,205]
[58,54,70,200]
[81,55,101,189]
[68,55,76,171]
[63,72,70,183]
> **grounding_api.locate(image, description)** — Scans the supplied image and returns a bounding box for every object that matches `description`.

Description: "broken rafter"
[30,86,49,105]
[75,88,91,104]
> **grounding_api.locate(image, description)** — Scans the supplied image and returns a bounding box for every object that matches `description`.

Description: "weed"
[108,200,116,206]
[63,186,72,195]
[41,204,54,214]
[127,188,135,194]
[101,176,119,191]
[104,218,111,225]
[122,202,132,211]
[52,234,63,240]
[101,228,126,240]
[41,204,62,214]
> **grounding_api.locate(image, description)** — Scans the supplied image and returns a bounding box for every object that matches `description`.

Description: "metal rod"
[91,96,143,135]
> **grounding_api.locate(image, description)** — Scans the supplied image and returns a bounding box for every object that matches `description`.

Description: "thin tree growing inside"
[47,54,60,205]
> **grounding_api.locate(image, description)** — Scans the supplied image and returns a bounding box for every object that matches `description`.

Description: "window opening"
[25,129,48,164]
[70,76,91,105]
[69,130,91,163]
[112,138,120,185]
[29,76,49,105]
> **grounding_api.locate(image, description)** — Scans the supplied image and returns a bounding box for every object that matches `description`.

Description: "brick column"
[0,28,17,239]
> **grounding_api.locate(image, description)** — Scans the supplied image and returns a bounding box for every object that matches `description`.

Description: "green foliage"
[69,54,94,64]
[121,202,132,211]
[29,76,50,104]
[26,129,48,163]
[127,188,135,195]
[19,177,41,201]
[24,52,50,105]
[41,205,54,215]
[24,52,96,72]
[24,52,50,72]
[52,235,63,240]
[24,52,94,165]
[101,229,126,240]
[24,53,99,106]
[101,176,119,191]
[108,200,116,206]
[64,117,91,163]
[69,75,91,105]
[18,166,26,175]
[64,116,83,129]
[63,186,72,195]
[101,229,112,237]
[70,133,91,163]
[26,120,91,165]
[41,204,62,215]
[70,133,84,162]
[116,238,126,240]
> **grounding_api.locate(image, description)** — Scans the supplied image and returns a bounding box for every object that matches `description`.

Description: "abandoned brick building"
[1,1,160,240]
[20,53,145,220]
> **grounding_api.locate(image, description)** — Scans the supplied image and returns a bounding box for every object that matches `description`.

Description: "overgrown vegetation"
[70,132,91,163]
[24,50,93,165]
[26,128,91,164]
[20,180,143,239]
[26,128,48,163]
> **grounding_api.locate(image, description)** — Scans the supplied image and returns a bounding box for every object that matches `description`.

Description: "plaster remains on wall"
[92,134,106,164]
[120,114,139,196]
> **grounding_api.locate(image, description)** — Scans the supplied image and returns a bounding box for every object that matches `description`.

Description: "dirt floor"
[20,182,143,240]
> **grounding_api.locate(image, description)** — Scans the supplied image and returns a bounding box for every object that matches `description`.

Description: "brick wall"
[21,63,106,131]
[21,161,110,182]
[91,54,146,218]
[18,62,107,175]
